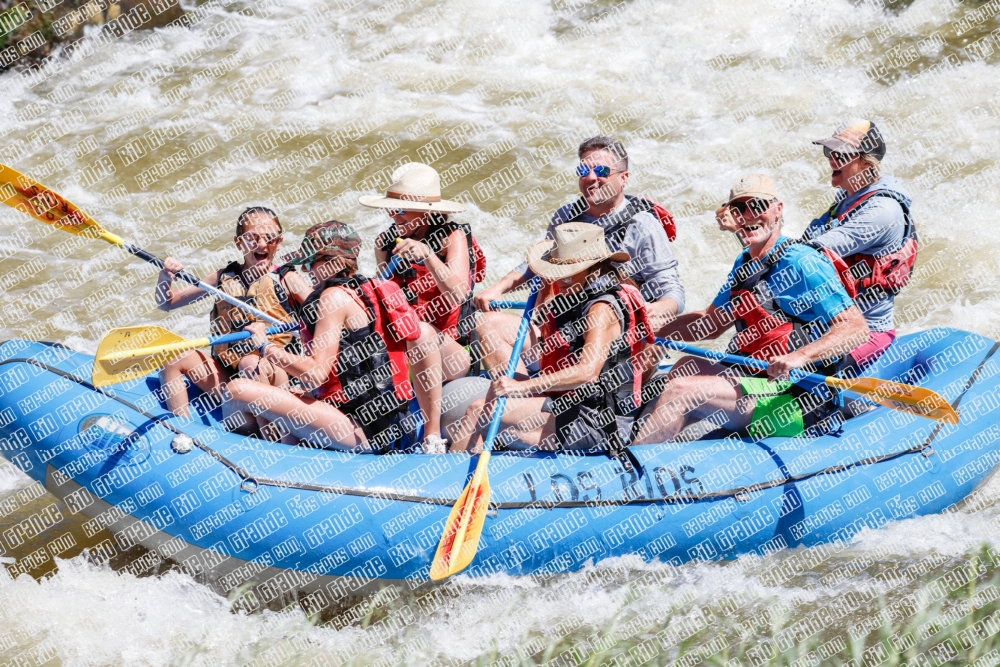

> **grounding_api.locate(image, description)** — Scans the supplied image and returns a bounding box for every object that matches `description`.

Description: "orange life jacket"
[210,261,298,369]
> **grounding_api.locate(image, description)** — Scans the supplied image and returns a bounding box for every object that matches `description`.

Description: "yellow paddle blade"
[825,376,959,425]
[0,164,123,245]
[92,326,192,387]
[430,452,491,581]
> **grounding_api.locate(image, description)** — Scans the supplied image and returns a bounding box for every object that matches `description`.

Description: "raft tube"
[0,328,998,607]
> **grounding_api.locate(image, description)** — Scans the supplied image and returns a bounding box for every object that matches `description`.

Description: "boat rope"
[2,339,997,510]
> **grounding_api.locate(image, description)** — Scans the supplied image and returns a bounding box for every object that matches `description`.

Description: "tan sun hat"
[724,174,779,206]
[527,222,630,281]
[357,162,467,214]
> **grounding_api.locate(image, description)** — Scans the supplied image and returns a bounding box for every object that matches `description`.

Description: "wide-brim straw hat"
[527,222,630,281]
[358,162,467,213]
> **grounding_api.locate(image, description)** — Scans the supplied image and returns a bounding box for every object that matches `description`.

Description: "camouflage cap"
[284,221,362,265]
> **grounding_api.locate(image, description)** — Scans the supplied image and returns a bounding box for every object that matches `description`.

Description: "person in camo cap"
[225,221,429,451]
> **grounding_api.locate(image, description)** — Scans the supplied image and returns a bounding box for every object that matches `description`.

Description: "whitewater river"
[3,0,1000,664]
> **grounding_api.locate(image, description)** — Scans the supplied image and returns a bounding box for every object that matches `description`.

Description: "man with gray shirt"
[474,136,684,376]
[802,120,916,374]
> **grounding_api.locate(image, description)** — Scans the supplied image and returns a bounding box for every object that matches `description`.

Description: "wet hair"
[578,136,628,171]
[314,256,358,281]
[236,206,282,236]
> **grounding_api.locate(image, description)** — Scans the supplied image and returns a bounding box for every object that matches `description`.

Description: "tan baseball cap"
[724,174,778,205]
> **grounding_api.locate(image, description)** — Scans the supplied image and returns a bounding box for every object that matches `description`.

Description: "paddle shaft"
[489,300,529,309]
[482,279,541,453]
[130,244,286,326]
[378,254,403,281]
[655,337,828,389]
[102,322,300,362]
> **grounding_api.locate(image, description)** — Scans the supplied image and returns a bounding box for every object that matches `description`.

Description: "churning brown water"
[3,0,1000,664]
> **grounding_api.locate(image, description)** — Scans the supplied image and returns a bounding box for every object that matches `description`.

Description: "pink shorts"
[849,330,896,371]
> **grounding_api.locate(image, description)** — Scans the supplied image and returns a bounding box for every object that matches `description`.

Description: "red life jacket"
[539,282,654,410]
[727,241,819,362]
[299,276,416,412]
[813,189,918,298]
[379,222,486,341]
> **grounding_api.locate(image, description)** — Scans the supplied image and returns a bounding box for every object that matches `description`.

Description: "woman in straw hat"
[450,223,654,456]
[361,162,487,454]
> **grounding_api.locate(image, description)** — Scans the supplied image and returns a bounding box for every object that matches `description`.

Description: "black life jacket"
[299,275,414,450]
[561,194,677,292]
[538,281,653,461]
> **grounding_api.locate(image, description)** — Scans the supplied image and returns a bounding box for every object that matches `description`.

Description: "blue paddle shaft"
[654,338,824,390]
[489,300,529,309]
[209,322,300,347]
[378,254,403,281]
[482,279,541,453]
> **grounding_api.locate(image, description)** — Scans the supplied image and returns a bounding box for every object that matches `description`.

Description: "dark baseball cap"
[813,120,887,160]
[284,221,361,265]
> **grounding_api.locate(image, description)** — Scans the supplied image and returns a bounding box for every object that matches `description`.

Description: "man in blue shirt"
[634,175,870,444]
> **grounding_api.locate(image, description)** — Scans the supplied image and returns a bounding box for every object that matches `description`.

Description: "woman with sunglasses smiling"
[363,163,487,454]
[154,206,311,418]
[227,221,420,451]
[801,120,917,376]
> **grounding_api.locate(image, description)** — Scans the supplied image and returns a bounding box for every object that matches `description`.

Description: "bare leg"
[407,323,472,440]
[237,354,290,388]
[224,379,367,449]
[474,311,541,378]
[633,356,756,445]
[159,350,228,418]
[450,395,555,453]
[235,354,292,439]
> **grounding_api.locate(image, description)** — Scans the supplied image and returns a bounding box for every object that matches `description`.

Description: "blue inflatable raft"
[0,328,998,607]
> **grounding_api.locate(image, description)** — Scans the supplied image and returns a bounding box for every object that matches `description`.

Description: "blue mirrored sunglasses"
[576,164,617,178]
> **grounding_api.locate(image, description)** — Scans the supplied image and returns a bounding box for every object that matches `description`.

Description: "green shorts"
[738,377,805,439]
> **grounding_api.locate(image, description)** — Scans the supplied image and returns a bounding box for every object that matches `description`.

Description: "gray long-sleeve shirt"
[517,199,686,312]
[801,176,912,332]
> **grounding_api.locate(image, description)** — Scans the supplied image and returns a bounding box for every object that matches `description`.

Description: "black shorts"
[541,397,631,453]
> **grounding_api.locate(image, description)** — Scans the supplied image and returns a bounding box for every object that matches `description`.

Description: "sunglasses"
[576,164,620,178]
[729,198,774,216]
[387,209,406,217]
[238,232,282,246]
